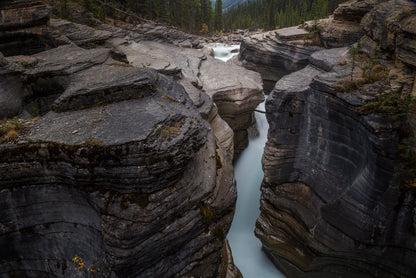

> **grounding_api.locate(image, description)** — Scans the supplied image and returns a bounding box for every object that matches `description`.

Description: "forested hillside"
[91,0,220,33]
[223,0,345,31]
[77,0,344,33]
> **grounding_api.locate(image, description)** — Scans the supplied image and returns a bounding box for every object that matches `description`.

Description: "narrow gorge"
[0,0,415,277]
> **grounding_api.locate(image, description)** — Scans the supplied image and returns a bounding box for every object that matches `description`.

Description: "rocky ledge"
[107,36,264,156]
[0,1,253,277]
[238,29,320,92]
[256,0,416,276]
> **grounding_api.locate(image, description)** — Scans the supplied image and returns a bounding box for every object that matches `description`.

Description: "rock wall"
[0,0,55,56]
[238,30,318,91]
[256,0,416,276]
[0,2,252,277]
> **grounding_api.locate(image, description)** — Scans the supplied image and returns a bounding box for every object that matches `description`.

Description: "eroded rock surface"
[256,44,416,278]
[0,3,244,277]
[238,31,318,90]
[111,39,264,156]
[320,0,389,48]
[0,59,237,278]
[0,0,54,56]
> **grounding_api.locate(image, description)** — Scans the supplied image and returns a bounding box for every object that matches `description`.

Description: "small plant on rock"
[0,117,29,143]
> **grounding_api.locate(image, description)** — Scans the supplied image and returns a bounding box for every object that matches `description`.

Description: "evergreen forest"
[79,0,345,33]
[223,0,346,30]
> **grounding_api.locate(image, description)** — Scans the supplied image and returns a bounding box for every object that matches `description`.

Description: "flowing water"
[210,45,285,277]
[207,44,240,62]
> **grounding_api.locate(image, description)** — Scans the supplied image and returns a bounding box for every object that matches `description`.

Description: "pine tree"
[214,0,222,31]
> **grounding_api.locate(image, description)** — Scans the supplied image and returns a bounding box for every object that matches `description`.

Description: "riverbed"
[210,45,284,278]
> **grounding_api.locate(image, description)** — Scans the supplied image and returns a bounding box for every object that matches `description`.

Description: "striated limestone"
[0,1,54,56]
[361,0,416,67]
[111,39,264,156]
[0,57,238,278]
[256,45,416,277]
[49,19,112,48]
[238,31,318,87]
[0,5,243,277]
[320,0,389,48]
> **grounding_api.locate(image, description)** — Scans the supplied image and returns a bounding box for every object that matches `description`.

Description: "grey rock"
[0,75,24,119]
[333,0,388,22]
[50,19,112,48]
[361,0,416,67]
[0,1,51,31]
[0,65,237,278]
[320,0,390,48]
[256,45,416,277]
[320,19,364,48]
[52,64,160,112]
[0,52,7,67]
[275,26,309,41]
[239,31,318,83]
[111,39,263,156]
[309,47,350,72]
[0,1,54,56]
[29,44,111,76]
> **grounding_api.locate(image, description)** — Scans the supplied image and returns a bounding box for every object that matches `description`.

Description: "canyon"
[0,0,415,277]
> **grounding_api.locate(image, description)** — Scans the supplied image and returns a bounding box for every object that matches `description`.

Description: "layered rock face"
[256,1,416,277]
[320,0,389,48]
[238,30,318,91]
[0,44,238,278]
[0,0,54,56]
[0,2,252,277]
[107,37,264,156]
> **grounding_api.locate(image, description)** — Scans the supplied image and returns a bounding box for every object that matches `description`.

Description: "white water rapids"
[209,45,285,277]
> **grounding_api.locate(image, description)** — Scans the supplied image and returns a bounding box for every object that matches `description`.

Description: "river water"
[209,45,285,277]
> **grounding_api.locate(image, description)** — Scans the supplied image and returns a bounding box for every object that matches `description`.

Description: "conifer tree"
[214,0,222,31]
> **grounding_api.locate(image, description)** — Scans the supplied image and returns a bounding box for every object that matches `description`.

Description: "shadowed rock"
[0,1,54,56]
[320,0,389,48]
[0,64,237,277]
[0,6,240,277]
[361,0,416,67]
[256,45,416,277]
